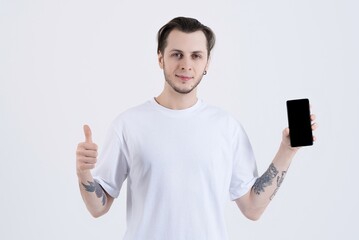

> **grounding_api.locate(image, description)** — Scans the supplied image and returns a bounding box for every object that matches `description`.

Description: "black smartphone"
[286,98,313,147]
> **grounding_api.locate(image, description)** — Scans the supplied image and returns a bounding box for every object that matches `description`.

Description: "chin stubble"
[161,60,206,94]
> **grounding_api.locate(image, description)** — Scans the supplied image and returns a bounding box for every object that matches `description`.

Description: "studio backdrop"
[0,0,358,239]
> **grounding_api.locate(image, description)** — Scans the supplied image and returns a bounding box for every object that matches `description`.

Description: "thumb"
[83,124,93,143]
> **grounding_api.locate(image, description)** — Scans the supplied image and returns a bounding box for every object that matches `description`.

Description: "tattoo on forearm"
[252,163,279,195]
[270,171,287,200]
[81,180,107,206]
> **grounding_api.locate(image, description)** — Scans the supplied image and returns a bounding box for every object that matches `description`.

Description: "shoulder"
[108,100,152,131]
[114,100,152,120]
[201,101,242,128]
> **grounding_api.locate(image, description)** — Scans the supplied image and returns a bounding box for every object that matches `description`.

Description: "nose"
[180,57,192,71]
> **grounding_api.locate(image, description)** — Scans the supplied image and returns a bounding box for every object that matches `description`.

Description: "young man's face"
[158,29,209,95]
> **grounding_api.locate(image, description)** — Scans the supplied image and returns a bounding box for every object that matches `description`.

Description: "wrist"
[280,141,299,155]
[76,169,93,181]
[272,143,298,169]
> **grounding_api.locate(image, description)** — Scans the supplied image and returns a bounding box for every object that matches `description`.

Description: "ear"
[158,51,164,69]
[204,56,211,72]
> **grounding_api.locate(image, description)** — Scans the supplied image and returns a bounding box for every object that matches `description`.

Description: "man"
[76,17,317,239]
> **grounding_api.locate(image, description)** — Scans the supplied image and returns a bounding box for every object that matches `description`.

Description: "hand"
[281,114,318,151]
[76,125,98,176]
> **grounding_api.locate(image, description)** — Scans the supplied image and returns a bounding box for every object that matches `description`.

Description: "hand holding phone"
[286,98,313,147]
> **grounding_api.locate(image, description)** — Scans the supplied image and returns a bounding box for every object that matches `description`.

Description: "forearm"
[238,118,317,220]
[237,143,297,220]
[251,143,297,214]
[77,171,113,218]
[253,143,296,202]
[76,126,114,218]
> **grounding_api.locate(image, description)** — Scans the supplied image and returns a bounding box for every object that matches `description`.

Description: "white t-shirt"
[93,98,258,240]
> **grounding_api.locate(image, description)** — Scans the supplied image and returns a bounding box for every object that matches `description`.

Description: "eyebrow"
[169,49,205,54]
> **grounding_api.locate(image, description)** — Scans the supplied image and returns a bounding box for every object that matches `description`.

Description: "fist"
[281,113,318,151]
[76,125,98,175]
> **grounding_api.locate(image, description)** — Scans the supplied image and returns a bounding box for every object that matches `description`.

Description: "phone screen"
[286,98,313,147]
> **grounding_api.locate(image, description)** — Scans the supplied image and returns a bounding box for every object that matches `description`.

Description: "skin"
[76,29,318,220]
[76,125,113,217]
[156,29,209,110]
[236,119,317,220]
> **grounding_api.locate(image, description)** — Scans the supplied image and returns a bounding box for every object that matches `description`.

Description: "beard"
[163,63,204,95]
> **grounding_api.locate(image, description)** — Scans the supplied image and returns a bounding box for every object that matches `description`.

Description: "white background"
[1,0,358,239]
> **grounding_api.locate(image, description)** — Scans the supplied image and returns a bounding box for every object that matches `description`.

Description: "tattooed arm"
[77,172,114,218]
[235,139,295,221]
[76,125,114,218]
[236,119,317,220]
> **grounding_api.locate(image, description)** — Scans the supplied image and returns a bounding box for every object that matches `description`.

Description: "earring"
[203,70,207,75]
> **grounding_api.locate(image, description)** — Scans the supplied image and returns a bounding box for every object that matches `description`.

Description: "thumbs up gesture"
[76,125,98,176]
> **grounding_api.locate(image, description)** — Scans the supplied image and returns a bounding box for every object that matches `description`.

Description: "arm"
[236,115,317,220]
[76,125,114,218]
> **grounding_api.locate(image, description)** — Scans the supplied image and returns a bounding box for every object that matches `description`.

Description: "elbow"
[88,207,109,218]
[90,210,106,218]
[244,212,262,221]
[242,208,264,221]
[90,211,104,218]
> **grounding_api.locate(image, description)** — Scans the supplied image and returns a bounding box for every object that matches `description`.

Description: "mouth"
[175,74,194,81]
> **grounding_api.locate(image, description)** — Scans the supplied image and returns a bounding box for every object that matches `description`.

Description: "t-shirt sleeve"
[92,121,129,198]
[229,122,258,201]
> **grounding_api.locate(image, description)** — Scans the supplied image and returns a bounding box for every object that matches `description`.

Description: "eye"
[192,54,202,60]
[171,52,183,59]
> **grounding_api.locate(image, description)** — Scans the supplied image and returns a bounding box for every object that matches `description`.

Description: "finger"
[78,142,98,151]
[310,114,316,121]
[83,124,93,143]
[77,149,98,158]
[78,156,97,164]
[311,123,318,131]
[284,127,290,136]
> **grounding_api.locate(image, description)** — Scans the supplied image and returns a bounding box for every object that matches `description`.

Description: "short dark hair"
[157,17,216,58]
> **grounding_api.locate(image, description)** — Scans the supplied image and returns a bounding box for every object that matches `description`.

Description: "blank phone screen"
[286,99,313,147]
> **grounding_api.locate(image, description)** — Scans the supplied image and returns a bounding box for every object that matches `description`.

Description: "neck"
[155,87,198,110]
